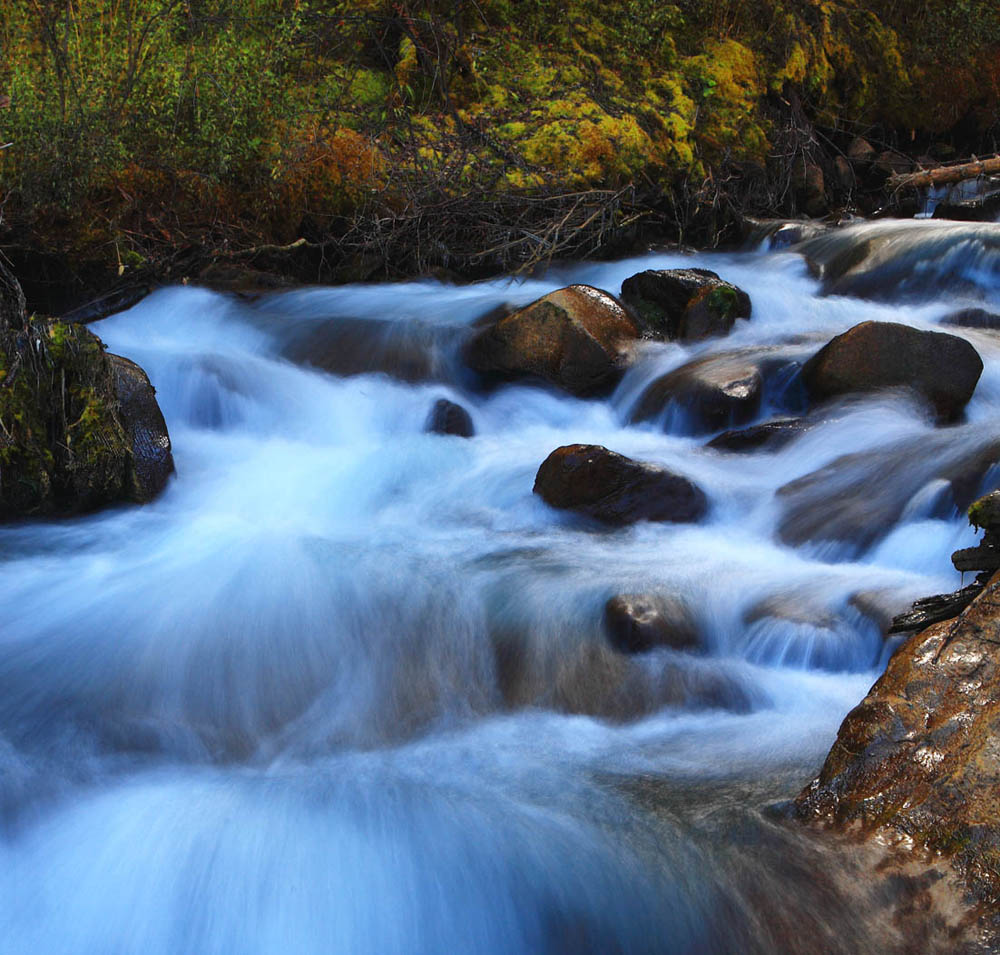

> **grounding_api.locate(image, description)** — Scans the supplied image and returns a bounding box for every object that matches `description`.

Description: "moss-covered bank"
[1,1,999,307]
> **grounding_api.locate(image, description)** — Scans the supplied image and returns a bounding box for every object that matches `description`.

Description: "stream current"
[1,220,999,952]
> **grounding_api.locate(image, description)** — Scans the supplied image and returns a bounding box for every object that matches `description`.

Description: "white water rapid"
[1,221,999,952]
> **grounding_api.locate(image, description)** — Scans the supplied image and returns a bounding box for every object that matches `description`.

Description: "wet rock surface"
[629,349,802,435]
[619,268,751,342]
[941,307,1000,331]
[795,570,1000,905]
[801,321,982,421]
[777,430,1000,555]
[425,398,474,437]
[603,594,699,654]
[533,444,707,526]
[706,417,812,453]
[464,284,639,395]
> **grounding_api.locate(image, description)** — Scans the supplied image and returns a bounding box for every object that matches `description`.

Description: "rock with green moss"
[620,268,751,342]
[0,264,173,519]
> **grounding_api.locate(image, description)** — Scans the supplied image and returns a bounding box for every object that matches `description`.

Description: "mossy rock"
[0,265,173,518]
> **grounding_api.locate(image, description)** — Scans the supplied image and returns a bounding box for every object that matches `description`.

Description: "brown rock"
[801,321,982,421]
[628,352,773,434]
[464,285,639,395]
[706,417,811,453]
[794,162,827,218]
[619,268,751,342]
[833,155,855,192]
[847,137,876,168]
[795,571,1000,902]
[603,594,699,654]
[533,444,707,526]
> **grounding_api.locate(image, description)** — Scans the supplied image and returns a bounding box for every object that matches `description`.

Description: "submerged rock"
[706,417,812,453]
[777,429,1000,555]
[795,570,1000,904]
[802,321,982,421]
[425,398,474,437]
[603,594,699,654]
[533,444,707,526]
[941,307,1000,331]
[0,262,173,518]
[464,285,639,395]
[619,268,751,342]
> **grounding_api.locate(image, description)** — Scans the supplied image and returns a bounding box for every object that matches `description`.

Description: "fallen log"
[888,155,1000,191]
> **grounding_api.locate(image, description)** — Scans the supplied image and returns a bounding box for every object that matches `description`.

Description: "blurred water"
[1,221,999,952]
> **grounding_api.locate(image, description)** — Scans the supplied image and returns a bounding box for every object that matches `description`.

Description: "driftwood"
[888,155,1000,191]
[888,583,983,634]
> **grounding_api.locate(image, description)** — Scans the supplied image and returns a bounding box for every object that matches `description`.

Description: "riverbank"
[2,1,999,315]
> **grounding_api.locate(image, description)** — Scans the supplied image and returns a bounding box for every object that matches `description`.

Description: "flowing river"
[1,220,999,952]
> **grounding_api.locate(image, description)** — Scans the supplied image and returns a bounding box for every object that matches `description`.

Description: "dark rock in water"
[108,355,175,501]
[464,285,639,395]
[941,308,1000,331]
[283,316,452,383]
[619,268,751,342]
[848,589,913,635]
[0,261,173,518]
[706,417,811,453]
[801,321,982,421]
[887,584,982,634]
[426,398,474,437]
[777,429,1000,555]
[61,284,154,325]
[603,594,699,653]
[795,570,1000,904]
[629,350,803,435]
[533,444,707,526]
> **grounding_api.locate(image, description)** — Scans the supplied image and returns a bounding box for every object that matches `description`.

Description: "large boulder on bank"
[604,594,699,654]
[795,571,1000,903]
[619,268,751,342]
[0,262,173,518]
[802,321,982,421]
[533,444,707,526]
[464,285,639,395]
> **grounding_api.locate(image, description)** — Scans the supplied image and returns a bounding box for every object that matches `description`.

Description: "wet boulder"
[628,350,802,435]
[282,316,452,384]
[801,321,982,421]
[603,594,699,654]
[795,571,1000,904]
[706,417,812,453]
[941,307,1000,331]
[619,268,751,342]
[464,285,639,395]
[0,261,173,519]
[533,444,707,526]
[425,398,474,437]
